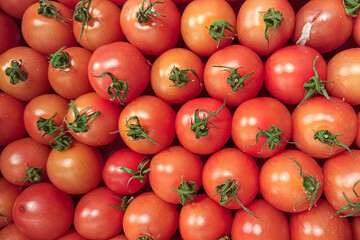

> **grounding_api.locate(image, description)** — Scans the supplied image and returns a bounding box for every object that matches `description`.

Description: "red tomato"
[292,96,357,159]
[0,47,50,102]
[179,194,232,240]
[181,0,237,56]
[150,48,204,104]
[120,0,181,55]
[57,0,78,9]
[88,42,150,104]
[123,192,178,240]
[0,11,21,54]
[231,199,290,240]
[12,183,74,240]
[57,229,88,240]
[265,45,327,104]
[118,95,175,154]
[108,235,128,240]
[149,146,203,205]
[204,44,265,106]
[0,0,38,19]
[236,0,295,55]
[0,223,33,240]
[353,217,360,240]
[0,178,21,228]
[232,97,292,158]
[353,15,360,47]
[356,111,360,149]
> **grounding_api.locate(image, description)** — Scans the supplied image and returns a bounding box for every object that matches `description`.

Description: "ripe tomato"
[236,0,295,55]
[109,235,128,240]
[353,14,360,47]
[0,178,21,228]
[150,48,204,104]
[353,217,360,240]
[0,223,33,240]
[232,97,292,158]
[292,96,357,159]
[57,229,88,240]
[356,112,360,149]
[0,0,38,19]
[181,0,237,56]
[204,44,265,106]
[57,0,78,9]
[120,0,181,55]
[0,11,21,54]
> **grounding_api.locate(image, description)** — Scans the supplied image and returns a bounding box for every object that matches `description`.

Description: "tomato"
[236,0,295,55]
[74,187,125,239]
[73,0,125,52]
[57,229,88,240]
[181,0,236,56]
[123,192,178,240]
[175,97,232,155]
[149,146,203,204]
[102,148,148,195]
[292,0,353,53]
[12,183,74,240]
[0,178,21,228]
[57,0,78,9]
[21,1,77,55]
[292,96,357,159]
[0,11,21,54]
[48,47,93,100]
[0,0,38,19]
[88,42,150,104]
[232,97,292,158]
[356,112,360,149]
[0,47,50,102]
[0,223,33,240]
[353,217,360,240]
[120,0,181,55]
[0,92,26,146]
[231,199,290,240]
[118,95,175,154]
[202,148,259,211]
[179,194,232,240]
[150,48,204,104]
[204,44,265,106]
[353,14,360,47]
[290,199,353,240]
[0,137,50,187]
[109,235,128,240]
[265,45,327,104]
[46,141,103,195]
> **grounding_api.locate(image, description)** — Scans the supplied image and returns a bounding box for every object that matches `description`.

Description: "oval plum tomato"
[74,187,126,239]
[120,0,181,56]
[0,223,33,240]
[150,48,204,104]
[0,11,21,54]
[232,97,292,158]
[231,199,290,240]
[0,137,50,187]
[0,178,21,228]
[149,146,203,205]
[48,47,93,100]
[46,141,104,195]
[57,229,88,240]
[179,194,232,240]
[202,148,259,212]
[123,192,178,240]
[259,150,323,213]
[0,92,26,146]
[73,0,125,52]
[88,41,150,104]
[102,148,148,195]
[0,0,38,19]
[236,0,295,55]
[265,45,327,104]
[292,96,357,159]
[290,199,353,240]
[12,183,74,240]
[21,1,77,55]
[0,47,50,102]
[292,0,353,53]
[204,44,265,106]
[118,95,175,155]
[23,94,69,146]
[181,0,237,56]
[353,217,360,240]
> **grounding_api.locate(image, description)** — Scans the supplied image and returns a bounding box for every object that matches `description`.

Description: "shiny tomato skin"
[0,0,38,19]
[0,223,34,240]
[0,11,21,54]
[0,178,21,228]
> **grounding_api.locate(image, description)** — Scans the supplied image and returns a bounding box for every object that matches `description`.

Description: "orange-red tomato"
[353,217,360,240]
[57,229,88,240]
[0,0,38,19]
[0,11,21,54]
[0,223,33,240]
[0,178,21,228]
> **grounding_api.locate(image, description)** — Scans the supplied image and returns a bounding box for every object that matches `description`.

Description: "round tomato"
[353,14,360,47]
[0,178,21,228]
[356,111,360,149]
[0,223,33,240]
[57,229,88,240]
[108,235,128,240]
[0,0,38,19]
[0,11,21,54]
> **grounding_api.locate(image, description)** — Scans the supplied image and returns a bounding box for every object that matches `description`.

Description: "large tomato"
[0,11,21,54]
[0,178,21,228]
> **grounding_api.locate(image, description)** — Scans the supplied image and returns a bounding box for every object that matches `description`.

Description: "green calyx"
[170,176,197,206]
[93,72,128,102]
[50,47,70,69]
[260,8,283,49]
[212,65,254,92]
[14,164,44,188]
[50,131,73,152]
[343,0,360,17]
[123,116,159,145]
[37,113,58,137]
[0,214,8,226]
[313,129,353,158]
[136,0,165,25]
[5,60,28,85]
[219,237,231,240]
[38,0,71,26]
[74,0,93,41]
[107,195,134,211]
[66,103,101,133]
[216,179,258,219]
[119,156,151,192]
[332,180,360,218]
[206,20,236,48]
[168,66,202,88]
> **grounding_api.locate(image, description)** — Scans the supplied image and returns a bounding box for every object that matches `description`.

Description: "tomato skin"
[181,0,236,56]
[0,11,21,54]
[356,112,360,149]
[56,0,78,10]
[149,146,203,204]
[150,48,204,104]
[353,15,360,47]
[202,148,259,210]
[231,199,290,240]
[0,0,38,19]
[265,45,326,104]
[108,234,128,240]
[353,217,360,240]
[236,0,295,55]
[292,96,357,159]
[0,223,34,240]
[204,44,265,106]
[57,229,88,240]
[179,194,232,240]
[0,178,21,228]
[120,0,181,56]
[12,183,74,240]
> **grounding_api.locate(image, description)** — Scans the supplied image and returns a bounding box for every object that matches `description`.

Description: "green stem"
[66,103,101,133]
[0,214,8,226]
[136,0,165,25]
[332,180,360,218]
[219,237,231,240]
[260,8,283,49]
[123,116,159,145]
[313,129,353,158]
[50,47,70,69]
[168,66,202,88]
[92,72,128,102]
[74,0,93,41]
[37,112,58,138]
[5,60,28,85]
[50,130,73,152]
[107,195,134,211]
[212,65,254,92]
[14,163,43,189]
[119,156,151,192]
[343,0,360,17]
[170,176,197,205]
[38,0,71,26]
[206,20,236,48]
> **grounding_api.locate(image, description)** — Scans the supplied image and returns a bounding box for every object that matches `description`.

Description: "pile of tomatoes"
[1,0,360,239]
